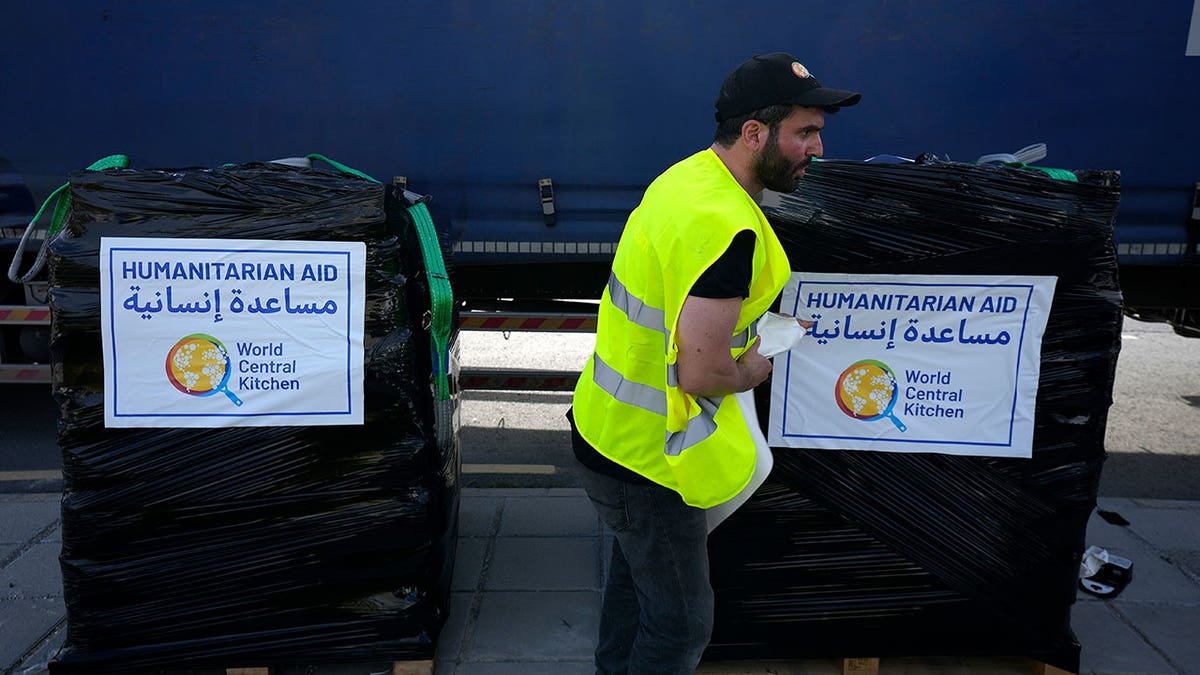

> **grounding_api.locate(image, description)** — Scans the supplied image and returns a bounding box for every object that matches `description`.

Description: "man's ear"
[740,119,766,150]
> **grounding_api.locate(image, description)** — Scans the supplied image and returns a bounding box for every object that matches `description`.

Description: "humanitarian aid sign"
[768,273,1056,458]
[100,237,366,427]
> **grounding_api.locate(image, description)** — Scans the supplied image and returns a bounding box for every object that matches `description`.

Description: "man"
[570,53,860,674]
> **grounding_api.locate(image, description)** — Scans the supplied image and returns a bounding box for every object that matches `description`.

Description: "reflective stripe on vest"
[592,352,667,417]
[591,352,725,457]
[608,271,756,348]
[607,271,667,335]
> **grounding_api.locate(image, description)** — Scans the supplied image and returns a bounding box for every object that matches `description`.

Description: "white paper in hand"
[755,312,806,358]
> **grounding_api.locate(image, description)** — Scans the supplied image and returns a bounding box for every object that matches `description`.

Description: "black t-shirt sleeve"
[689,230,755,299]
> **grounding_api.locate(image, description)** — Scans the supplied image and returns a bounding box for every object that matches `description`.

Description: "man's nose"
[809,133,824,158]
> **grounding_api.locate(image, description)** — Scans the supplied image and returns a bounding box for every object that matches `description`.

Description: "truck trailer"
[3,1,1199,381]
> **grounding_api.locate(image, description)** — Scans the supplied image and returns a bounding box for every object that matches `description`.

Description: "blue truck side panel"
[3,2,1199,268]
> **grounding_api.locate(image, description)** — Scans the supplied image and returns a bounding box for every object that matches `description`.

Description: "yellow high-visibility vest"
[572,148,791,508]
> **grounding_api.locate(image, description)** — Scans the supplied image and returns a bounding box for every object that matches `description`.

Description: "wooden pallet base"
[226,661,433,675]
[695,657,1076,675]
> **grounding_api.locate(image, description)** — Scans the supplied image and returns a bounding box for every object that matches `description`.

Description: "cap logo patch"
[791,61,811,79]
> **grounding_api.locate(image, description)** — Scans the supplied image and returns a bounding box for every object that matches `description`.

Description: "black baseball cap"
[714,52,861,122]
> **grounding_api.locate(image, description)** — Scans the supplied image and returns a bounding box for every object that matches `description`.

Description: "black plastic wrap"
[707,161,1122,672]
[47,164,460,673]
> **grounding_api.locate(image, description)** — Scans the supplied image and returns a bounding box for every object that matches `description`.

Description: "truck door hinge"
[393,176,429,206]
[539,178,556,227]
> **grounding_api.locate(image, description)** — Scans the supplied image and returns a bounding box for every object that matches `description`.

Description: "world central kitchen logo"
[165,334,244,406]
[166,335,300,404]
[834,361,969,432]
[835,360,907,431]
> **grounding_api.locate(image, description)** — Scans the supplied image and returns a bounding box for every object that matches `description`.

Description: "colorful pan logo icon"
[834,359,906,432]
[165,334,244,407]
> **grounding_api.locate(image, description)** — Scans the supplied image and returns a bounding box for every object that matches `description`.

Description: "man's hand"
[735,337,773,390]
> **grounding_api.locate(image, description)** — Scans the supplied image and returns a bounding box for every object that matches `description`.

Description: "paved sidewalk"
[3,489,1199,674]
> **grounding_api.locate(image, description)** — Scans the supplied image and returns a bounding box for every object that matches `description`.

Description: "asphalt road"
[1,317,1197,498]
[1097,318,1200,499]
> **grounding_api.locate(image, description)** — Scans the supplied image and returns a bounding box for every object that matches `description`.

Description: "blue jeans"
[578,463,714,675]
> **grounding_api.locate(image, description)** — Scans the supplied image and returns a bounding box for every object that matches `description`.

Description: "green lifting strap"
[407,202,454,401]
[48,155,130,237]
[1001,161,1078,183]
[8,154,130,284]
[305,153,381,184]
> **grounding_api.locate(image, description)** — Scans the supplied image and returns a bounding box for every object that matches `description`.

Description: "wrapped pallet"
[46,161,459,673]
[707,160,1121,673]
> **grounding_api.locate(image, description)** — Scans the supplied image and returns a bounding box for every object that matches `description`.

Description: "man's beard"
[752,132,808,193]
